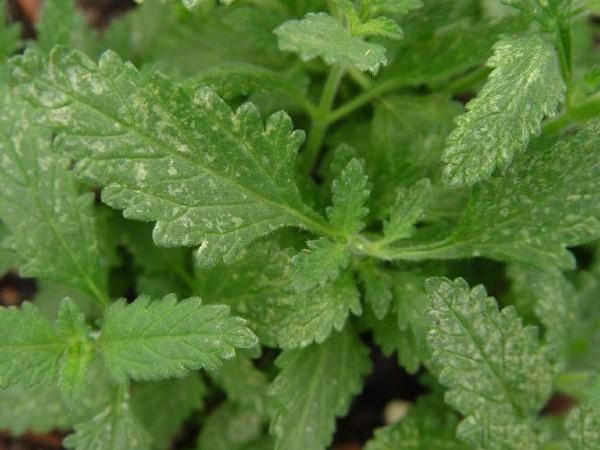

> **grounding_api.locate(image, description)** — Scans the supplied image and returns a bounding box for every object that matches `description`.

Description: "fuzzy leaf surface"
[442,34,565,186]
[444,121,600,270]
[291,238,350,292]
[269,328,371,450]
[97,294,257,382]
[566,401,600,450]
[426,277,552,449]
[64,392,152,450]
[327,158,370,235]
[0,98,107,303]
[10,47,329,267]
[274,13,388,74]
[0,303,67,388]
[196,243,361,348]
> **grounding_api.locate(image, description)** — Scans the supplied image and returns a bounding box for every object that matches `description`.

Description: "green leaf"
[0,0,20,64]
[56,299,93,407]
[442,34,565,186]
[0,383,73,435]
[274,13,388,74]
[327,158,370,235]
[566,400,600,450]
[503,0,572,25]
[444,121,600,270]
[291,238,350,292]
[0,302,67,388]
[381,16,525,89]
[120,220,193,298]
[132,375,206,450]
[425,277,552,449]
[365,94,461,216]
[0,360,113,435]
[197,401,272,450]
[36,0,75,51]
[196,242,361,348]
[0,98,108,304]
[507,266,578,372]
[186,62,309,104]
[383,179,432,243]
[358,261,393,319]
[210,355,269,413]
[97,294,257,382]
[64,388,152,450]
[369,267,432,373]
[269,328,371,450]
[33,280,96,322]
[364,397,464,450]
[9,47,332,267]
[361,0,424,15]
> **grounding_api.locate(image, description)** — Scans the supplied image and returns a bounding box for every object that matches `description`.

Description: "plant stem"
[555,20,573,92]
[542,93,600,136]
[328,78,405,124]
[300,65,344,174]
[348,234,461,262]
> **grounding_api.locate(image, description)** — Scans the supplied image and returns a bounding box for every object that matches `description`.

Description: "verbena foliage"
[0,0,599,449]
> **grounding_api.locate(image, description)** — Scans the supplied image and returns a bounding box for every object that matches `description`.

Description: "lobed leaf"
[442,34,565,186]
[97,294,257,382]
[269,328,371,450]
[0,97,107,304]
[0,303,67,389]
[327,158,370,235]
[444,120,600,270]
[274,13,388,74]
[9,47,330,267]
[197,242,361,348]
[566,400,600,450]
[64,389,152,450]
[426,277,552,449]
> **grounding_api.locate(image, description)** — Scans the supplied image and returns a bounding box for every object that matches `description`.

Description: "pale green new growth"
[98,294,257,382]
[269,329,371,450]
[196,243,361,348]
[442,34,565,186]
[274,13,388,74]
[291,238,350,292]
[566,401,600,450]
[445,121,600,270]
[426,278,552,449]
[64,389,152,450]
[56,299,93,407]
[10,47,329,267]
[0,303,67,388]
[0,98,107,304]
[327,158,370,235]
[358,261,393,319]
[383,179,431,243]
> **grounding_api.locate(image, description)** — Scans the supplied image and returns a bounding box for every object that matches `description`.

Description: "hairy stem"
[300,65,345,174]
